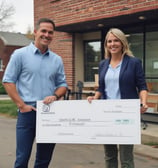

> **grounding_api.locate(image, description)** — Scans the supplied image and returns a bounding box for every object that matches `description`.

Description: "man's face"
[34,22,54,51]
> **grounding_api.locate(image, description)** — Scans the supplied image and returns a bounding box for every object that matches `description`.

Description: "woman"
[87,28,148,168]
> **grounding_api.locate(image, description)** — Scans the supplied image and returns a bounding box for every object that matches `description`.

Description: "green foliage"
[0,100,17,118]
[144,142,158,147]
[0,81,7,94]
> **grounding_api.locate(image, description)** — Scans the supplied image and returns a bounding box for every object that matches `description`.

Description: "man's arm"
[3,82,36,112]
[43,86,67,104]
[54,86,67,99]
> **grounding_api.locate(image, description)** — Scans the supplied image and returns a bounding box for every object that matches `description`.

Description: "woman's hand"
[140,103,148,113]
[87,91,101,103]
[87,96,96,103]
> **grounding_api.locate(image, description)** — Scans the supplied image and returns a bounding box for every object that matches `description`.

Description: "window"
[123,24,158,93]
[145,31,158,78]
[127,33,143,60]
[127,30,158,93]
[145,31,158,93]
[84,41,101,82]
[0,59,3,71]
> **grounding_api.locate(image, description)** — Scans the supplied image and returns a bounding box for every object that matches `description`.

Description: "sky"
[6,0,34,34]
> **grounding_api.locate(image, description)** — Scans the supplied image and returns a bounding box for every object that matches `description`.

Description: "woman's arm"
[87,91,102,103]
[139,90,148,113]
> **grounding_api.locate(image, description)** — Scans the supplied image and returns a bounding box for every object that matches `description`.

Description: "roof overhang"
[55,9,158,33]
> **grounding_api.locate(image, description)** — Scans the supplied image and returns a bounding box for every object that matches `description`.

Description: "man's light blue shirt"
[104,62,122,99]
[2,43,68,102]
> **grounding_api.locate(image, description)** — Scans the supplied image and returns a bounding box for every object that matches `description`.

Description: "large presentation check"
[36,99,141,144]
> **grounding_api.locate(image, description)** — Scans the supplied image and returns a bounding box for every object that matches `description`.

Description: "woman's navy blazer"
[98,55,148,99]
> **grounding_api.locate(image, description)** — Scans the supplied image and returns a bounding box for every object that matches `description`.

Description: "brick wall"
[35,0,158,27]
[49,32,75,90]
[34,0,158,89]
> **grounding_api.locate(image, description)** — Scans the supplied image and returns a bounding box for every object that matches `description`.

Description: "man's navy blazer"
[98,55,148,99]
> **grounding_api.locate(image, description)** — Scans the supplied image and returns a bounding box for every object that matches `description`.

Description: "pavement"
[1,95,158,167]
[0,115,158,168]
[135,123,158,160]
[0,94,11,100]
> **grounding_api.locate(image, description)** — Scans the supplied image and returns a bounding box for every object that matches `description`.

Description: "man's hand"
[19,104,36,113]
[43,95,57,104]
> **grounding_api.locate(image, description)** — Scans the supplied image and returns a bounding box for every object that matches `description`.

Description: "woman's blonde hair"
[104,28,133,58]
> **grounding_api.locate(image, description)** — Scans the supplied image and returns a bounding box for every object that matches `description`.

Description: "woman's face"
[106,33,123,56]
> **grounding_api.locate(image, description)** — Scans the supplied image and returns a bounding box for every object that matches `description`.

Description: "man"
[2,18,68,168]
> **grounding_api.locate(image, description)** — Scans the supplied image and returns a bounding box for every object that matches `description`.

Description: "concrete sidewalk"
[134,123,158,160]
[0,94,11,100]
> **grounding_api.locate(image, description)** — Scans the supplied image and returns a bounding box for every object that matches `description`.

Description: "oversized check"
[36,99,141,144]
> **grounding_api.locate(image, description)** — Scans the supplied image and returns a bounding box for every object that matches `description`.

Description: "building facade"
[0,32,32,80]
[34,0,158,92]
[34,0,158,114]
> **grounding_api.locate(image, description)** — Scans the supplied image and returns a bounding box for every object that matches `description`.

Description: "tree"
[25,26,34,40]
[0,0,15,31]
